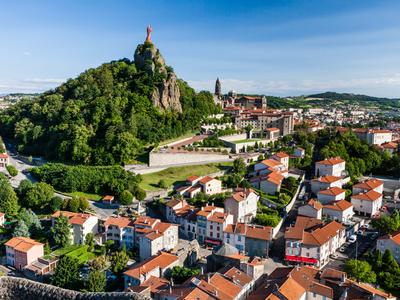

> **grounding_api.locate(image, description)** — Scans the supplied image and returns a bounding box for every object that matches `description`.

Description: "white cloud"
[23,78,66,84]
[0,78,66,94]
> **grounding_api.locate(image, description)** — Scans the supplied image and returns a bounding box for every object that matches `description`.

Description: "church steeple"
[215,78,221,97]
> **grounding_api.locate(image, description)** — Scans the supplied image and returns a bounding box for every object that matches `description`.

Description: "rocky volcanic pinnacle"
[134,42,182,113]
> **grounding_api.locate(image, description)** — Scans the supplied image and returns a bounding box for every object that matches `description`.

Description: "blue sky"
[2,0,400,97]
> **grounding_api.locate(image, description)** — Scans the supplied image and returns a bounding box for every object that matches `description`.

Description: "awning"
[205,239,222,245]
[285,255,318,264]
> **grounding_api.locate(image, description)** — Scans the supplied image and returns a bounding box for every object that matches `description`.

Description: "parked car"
[357,230,363,235]
[348,235,357,243]
[361,224,370,230]
[330,253,339,259]
[339,246,347,253]
[370,232,379,240]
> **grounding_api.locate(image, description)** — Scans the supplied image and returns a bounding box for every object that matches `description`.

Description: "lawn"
[139,162,233,191]
[232,139,261,144]
[53,245,96,264]
[66,191,102,201]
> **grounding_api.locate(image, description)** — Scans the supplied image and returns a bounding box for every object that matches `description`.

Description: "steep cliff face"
[134,42,182,112]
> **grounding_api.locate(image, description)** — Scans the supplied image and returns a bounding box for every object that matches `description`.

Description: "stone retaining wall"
[149,151,231,167]
[0,276,149,300]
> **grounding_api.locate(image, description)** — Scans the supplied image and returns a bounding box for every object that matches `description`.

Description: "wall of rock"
[0,277,150,300]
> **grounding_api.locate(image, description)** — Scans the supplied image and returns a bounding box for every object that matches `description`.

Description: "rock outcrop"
[134,42,182,113]
[0,276,150,300]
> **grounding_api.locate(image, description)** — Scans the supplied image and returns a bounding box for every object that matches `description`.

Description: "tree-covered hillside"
[0,52,220,165]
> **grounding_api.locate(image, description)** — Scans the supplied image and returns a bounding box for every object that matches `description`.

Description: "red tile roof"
[123,252,178,279]
[306,199,323,211]
[351,190,382,201]
[104,216,133,228]
[187,175,200,182]
[0,153,8,158]
[103,195,114,201]
[318,187,345,196]
[199,176,216,184]
[5,237,43,253]
[323,200,353,211]
[273,151,289,158]
[353,179,383,191]
[316,157,345,165]
[318,175,342,183]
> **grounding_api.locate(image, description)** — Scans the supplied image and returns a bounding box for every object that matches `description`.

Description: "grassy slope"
[139,162,232,191]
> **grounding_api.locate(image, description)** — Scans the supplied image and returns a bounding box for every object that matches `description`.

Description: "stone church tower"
[215,78,221,97]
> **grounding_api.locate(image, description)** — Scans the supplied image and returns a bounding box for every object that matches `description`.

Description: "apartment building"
[311,175,343,194]
[5,237,44,270]
[298,199,323,219]
[315,157,346,177]
[123,252,179,288]
[377,231,400,263]
[323,200,354,223]
[103,216,135,248]
[285,216,346,268]
[352,178,384,195]
[223,223,273,257]
[317,187,346,204]
[351,190,383,217]
[51,211,98,245]
[271,151,290,170]
[224,188,259,223]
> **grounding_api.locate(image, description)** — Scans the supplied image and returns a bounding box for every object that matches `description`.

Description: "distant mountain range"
[306,91,399,102]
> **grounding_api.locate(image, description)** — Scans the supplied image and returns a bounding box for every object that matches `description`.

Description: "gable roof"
[318,187,345,196]
[187,175,200,182]
[259,159,282,168]
[224,223,273,241]
[351,189,382,201]
[306,199,323,211]
[317,175,342,183]
[316,157,345,165]
[123,252,178,279]
[52,211,94,226]
[5,237,43,252]
[104,216,133,228]
[199,176,216,184]
[353,178,383,191]
[323,200,353,211]
[273,151,289,158]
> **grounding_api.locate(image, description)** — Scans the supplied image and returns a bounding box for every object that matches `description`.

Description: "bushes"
[31,163,142,198]
[254,213,281,227]
[6,165,18,177]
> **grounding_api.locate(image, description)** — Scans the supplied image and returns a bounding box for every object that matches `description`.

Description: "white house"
[376,231,400,263]
[0,212,5,227]
[52,211,98,245]
[250,172,285,195]
[123,252,179,288]
[311,175,343,194]
[0,153,9,168]
[176,175,222,198]
[317,187,346,204]
[271,151,290,170]
[366,129,392,146]
[298,199,323,219]
[352,178,384,195]
[351,190,383,217]
[224,188,259,223]
[285,217,346,268]
[206,211,234,246]
[104,216,135,248]
[254,159,288,176]
[138,223,179,261]
[198,176,222,195]
[315,157,346,177]
[322,200,354,223]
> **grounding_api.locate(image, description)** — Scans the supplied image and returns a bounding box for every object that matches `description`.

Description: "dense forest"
[0,51,220,165]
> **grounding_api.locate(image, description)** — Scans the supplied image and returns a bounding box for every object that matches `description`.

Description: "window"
[210,225,213,230]
[217,233,220,238]
[210,232,213,237]
[238,236,242,242]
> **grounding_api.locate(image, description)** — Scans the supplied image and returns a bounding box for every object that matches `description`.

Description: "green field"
[139,162,232,191]
[66,191,102,201]
[53,245,96,264]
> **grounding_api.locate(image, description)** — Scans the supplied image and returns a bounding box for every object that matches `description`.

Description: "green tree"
[89,256,108,271]
[78,197,89,212]
[6,165,18,177]
[135,188,146,201]
[50,196,63,213]
[52,256,80,290]
[51,215,72,248]
[0,173,19,217]
[86,269,106,292]
[232,158,246,177]
[24,182,54,209]
[85,233,95,252]
[382,249,400,271]
[19,208,42,235]
[17,179,34,197]
[344,259,376,283]
[13,220,30,237]
[171,266,200,284]
[66,197,80,213]
[110,249,129,274]
[158,179,168,189]
[119,190,133,205]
